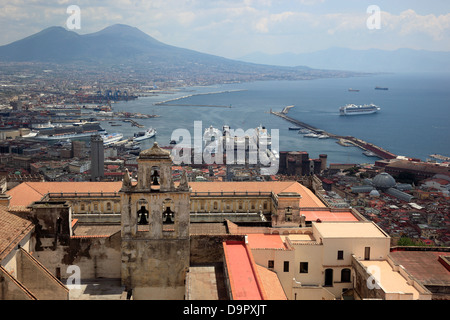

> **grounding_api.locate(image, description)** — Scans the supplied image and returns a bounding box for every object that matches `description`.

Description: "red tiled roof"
[189,181,326,208]
[6,182,122,210]
[0,206,34,261]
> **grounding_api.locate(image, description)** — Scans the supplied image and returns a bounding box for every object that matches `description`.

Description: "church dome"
[372,172,396,190]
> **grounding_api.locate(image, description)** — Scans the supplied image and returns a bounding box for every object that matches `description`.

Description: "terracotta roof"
[6,182,122,210]
[255,265,287,300]
[0,206,34,261]
[189,181,325,208]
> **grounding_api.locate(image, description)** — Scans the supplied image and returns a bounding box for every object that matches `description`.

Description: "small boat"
[298,129,312,134]
[363,150,378,157]
[318,134,329,139]
[304,133,319,138]
[289,127,302,131]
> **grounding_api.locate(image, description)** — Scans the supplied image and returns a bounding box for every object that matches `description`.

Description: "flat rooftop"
[223,241,265,300]
[360,260,421,299]
[186,265,228,300]
[246,234,287,250]
[390,250,450,287]
[301,209,359,222]
[314,221,389,238]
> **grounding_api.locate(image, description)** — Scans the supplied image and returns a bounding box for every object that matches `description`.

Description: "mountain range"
[239,48,450,73]
[0,24,359,84]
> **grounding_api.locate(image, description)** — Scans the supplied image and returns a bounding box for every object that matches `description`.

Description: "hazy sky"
[1,0,450,58]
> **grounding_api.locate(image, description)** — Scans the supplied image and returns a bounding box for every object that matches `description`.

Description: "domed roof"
[373,172,396,189]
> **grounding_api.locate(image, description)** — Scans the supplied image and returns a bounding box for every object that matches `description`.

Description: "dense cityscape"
[0,1,449,308]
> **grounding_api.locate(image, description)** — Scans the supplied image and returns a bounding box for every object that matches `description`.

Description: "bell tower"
[120,142,190,300]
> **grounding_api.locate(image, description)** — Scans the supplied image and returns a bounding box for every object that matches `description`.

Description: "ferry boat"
[339,104,380,116]
[101,133,124,146]
[133,128,156,142]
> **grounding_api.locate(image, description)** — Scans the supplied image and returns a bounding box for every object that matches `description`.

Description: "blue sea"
[102,72,450,165]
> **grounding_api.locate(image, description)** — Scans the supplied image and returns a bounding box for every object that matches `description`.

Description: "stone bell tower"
[120,142,190,300]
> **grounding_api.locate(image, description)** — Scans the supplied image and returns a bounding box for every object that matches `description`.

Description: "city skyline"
[1,0,450,60]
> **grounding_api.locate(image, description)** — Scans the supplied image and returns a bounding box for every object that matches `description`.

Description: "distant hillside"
[239,48,450,73]
[0,24,359,83]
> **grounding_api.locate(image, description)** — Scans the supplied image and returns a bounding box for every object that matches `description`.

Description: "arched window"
[151,166,160,186]
[162,199,175,225]
[324,268,333,287]
[137,199,149,225]
[341,268,351,283]
[106,202,112,211]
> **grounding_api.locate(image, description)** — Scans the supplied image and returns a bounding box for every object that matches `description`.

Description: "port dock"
[270,108,397,160]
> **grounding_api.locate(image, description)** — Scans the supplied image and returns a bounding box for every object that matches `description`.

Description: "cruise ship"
[133,128,156,142]
[31,121,106,141]
[339,104,380,116]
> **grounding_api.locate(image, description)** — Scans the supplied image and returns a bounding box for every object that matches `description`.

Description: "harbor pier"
[270,109,397,160]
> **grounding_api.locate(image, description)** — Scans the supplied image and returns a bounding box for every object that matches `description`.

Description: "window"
[324,269,333,286]
[80,203,85,211]
[213,202,218,210]
[263,202,268,210]
[283,261,290,272]
[285,207,292,222]
[300,262,309,274]
[341,269,351,283]
[268,260,274,269]
[106,202,112,211]
[93,203,98,211]
[364,247,371,260]
[337,250,344,260]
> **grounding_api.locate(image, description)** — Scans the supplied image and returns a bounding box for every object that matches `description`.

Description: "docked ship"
[101,133,124,146]
[253,124,271,148]
[133,128,156,142]
[31,121,106,141]
[339,104,380,116]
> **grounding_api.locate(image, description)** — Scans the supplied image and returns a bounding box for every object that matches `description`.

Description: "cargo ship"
[339,104,380,116]
[375,86,389,90]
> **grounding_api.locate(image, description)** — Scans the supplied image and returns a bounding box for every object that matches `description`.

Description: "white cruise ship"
[339,104,380,116]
